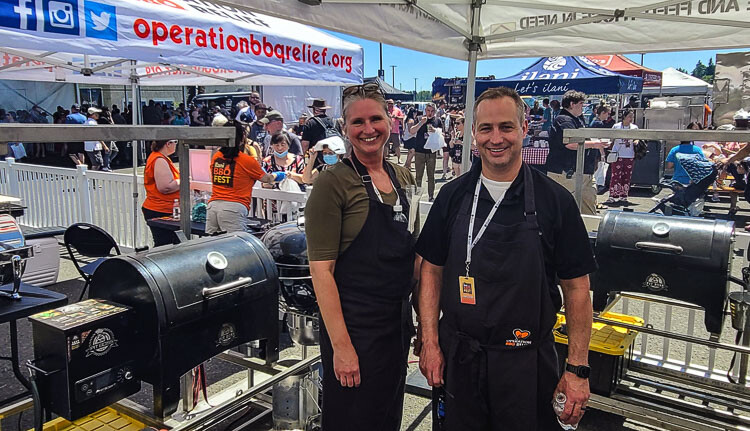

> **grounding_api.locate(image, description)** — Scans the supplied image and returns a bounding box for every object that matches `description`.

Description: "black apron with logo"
[320,154,415,431]
[437,163,560,430]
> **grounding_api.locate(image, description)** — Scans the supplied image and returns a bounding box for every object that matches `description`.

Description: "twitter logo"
[84,0,116,40]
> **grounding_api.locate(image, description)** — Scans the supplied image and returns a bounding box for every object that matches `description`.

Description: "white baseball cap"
[313,136,346,154]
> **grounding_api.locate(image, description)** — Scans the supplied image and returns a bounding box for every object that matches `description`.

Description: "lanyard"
[465,178,503,276]
[369,177,401,207]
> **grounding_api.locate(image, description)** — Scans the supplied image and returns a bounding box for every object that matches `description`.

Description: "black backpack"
[311,116,342,139]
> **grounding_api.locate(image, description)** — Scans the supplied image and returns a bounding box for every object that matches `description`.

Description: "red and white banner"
[0,0,362,85]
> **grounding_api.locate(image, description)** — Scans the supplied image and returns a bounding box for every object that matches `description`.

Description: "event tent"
[364,76,413,101]
[586,55,662,87]
[0,0,364,247]
[0,0,363,86]
[227,0,750,171]
[476,56,643,96]
[642,67,711,96]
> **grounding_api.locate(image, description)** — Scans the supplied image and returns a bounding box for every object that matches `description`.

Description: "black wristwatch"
[565,362,591,379]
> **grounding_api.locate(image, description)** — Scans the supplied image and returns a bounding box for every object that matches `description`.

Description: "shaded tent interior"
[364,76,413,101]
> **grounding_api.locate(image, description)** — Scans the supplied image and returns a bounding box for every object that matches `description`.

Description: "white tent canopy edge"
[225,0,750,173]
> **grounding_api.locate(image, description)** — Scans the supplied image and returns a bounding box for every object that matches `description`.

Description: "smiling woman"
[304,83,420,431]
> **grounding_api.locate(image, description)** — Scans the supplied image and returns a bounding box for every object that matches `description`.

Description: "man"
[416,87,596,430]
[235,100,251,123]
[259,110,303,156]
[142,100,162,125]
[409,102,441,201]
[541,98,552,132]
[530,100,544,117]
[550,99,561,123]
[84,107,109,171]
[387,99,405,162]
[249,103,269,143]
[243,92,262,123]
[546,90,606,215]
[65,104,87,163]
[301,99,336,153]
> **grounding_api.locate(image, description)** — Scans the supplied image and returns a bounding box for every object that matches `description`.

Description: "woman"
[142,140,180,246]
[261,133,306,188]
[402,108,418,170]
[302,136,346,184]
[305,83,419,431]
[448,117,465,177]
[606,108,639,204]
[206,127,281,234]
[170,109,188,125]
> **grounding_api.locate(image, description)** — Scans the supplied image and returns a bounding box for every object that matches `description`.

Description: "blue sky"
[331,31,747,93]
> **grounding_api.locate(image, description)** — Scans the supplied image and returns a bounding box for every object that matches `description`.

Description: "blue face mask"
[323,154,339,165]
[273,150,289,158]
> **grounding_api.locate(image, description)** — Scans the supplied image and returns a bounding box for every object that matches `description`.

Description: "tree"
[692,60,706,79]
[676,67,689,74]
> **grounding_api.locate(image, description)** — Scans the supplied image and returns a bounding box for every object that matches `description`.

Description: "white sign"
[0,0,363,84]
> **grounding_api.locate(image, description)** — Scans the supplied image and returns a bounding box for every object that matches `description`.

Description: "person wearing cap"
[260,110,303,156]
[249,103,269,143]
[84,107,109,171]
[301,98,337,152]
[387,99,405,163]
[206,127,284,235]
[302,136,346,184]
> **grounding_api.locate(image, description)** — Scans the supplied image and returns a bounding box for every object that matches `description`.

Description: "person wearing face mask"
[302,136,346,184]
[261,132,306,189]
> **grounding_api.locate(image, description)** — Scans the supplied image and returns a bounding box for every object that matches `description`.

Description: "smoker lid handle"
[201,277,253,298]
[635,241,684,254]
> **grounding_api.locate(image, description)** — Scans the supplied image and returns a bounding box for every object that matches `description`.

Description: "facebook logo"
[84,0,116,41]
[43,0,78,35]
[0,0,37,31]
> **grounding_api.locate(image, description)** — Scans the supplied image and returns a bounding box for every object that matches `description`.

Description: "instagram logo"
[43,0,78,34]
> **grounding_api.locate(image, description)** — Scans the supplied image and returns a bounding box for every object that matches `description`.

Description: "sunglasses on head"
[342,83,382,99]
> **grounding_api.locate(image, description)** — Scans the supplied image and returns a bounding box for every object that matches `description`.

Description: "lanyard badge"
[461,178,504,306]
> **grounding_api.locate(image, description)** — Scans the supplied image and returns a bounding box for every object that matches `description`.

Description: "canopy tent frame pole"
[460,0,483,175]
[130,59,141,249]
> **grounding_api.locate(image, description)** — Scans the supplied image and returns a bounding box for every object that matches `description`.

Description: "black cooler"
[593,211,734,335]
[89,232,280,417]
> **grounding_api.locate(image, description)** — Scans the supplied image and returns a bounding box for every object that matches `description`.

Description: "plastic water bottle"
[172,199,180,221]
[436,388,446,429]
[552,392,578,430]
[393,205,408,224]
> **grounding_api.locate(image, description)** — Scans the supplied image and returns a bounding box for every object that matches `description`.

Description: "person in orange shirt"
[142,139,180,247]
[207,131,282,234]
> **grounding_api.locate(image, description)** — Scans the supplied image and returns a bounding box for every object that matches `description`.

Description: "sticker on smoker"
[216,323,237,347]
[643,273,668,292]
[86,328,118,357]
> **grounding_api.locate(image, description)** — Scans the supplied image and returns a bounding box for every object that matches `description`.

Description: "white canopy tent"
[222,0,750,171]
[642,67,712,96]
[0,0,363,246]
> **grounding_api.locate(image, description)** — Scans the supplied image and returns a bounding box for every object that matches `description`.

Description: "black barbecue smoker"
[30,232,281,420]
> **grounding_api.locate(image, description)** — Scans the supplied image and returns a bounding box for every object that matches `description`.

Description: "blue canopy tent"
[476,56,643,96]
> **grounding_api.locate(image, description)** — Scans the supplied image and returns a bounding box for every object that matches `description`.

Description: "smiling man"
[416,87,597,430]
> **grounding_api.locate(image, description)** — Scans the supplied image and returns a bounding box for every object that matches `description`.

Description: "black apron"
[320,154,415,431]
[436,163,560,431]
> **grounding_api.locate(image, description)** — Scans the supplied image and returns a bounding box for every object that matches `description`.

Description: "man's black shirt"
[547,109,599,175]
[416,160,597,307]
[414,117,443,154]
[302,114,335,148]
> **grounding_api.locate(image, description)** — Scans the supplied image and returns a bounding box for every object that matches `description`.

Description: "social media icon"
[43,0,78,34]
[0,0,37,31]
[84,0,116,41]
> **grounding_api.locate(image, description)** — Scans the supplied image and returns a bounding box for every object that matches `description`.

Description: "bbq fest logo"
[85,328,119,357]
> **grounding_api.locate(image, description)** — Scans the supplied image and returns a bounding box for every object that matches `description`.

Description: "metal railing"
[0,159,308,248]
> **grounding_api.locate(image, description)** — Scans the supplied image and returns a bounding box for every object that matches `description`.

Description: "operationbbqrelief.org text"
[133,19,354,73]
